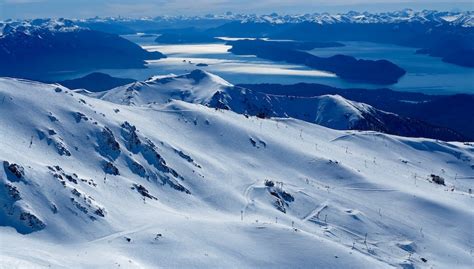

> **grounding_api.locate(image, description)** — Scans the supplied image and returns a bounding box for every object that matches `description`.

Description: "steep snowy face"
[312,95,367,129]
[98,70,233,106]
[0,77,473,268]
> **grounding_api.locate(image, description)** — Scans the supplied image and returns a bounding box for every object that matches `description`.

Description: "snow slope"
[98,70,464,140]
[97,69,232,106]
[0,77,473,268]
[95,70,374,130]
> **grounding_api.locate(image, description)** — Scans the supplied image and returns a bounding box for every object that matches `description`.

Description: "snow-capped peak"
[0,18,84,38]
[98,69,233,106]
[312,94,369,129]
[72,10,474,27]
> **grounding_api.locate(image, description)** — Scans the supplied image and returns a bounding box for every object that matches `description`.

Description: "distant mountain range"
[0,19,166,80]
[72,10,474,29]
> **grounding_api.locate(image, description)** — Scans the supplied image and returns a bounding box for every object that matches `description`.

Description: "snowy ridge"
[237,9,474,27]
[2,10,472,33]
[0,18,83,38]
[72,9,474,27]
[98,70,463,140]
[0,76,473,268]
[97,70,370,130]
[2,9,472,39]
[312,95,369,130]
[97,70,233,106]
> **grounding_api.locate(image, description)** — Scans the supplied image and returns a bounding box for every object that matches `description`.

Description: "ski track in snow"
[0,74,472,268]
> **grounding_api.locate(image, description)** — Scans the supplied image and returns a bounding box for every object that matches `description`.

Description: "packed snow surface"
[0,76,473,268]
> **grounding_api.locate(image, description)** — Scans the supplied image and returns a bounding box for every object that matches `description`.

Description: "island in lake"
[227,39,406,84]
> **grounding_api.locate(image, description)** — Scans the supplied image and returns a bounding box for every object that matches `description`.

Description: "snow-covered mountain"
[71,10,474,28]
[93,70,386,129]
[0,19,165,80]
[0,18,81,37]
[1,75,473,268]
[97,70,232,106]
[236,10,474,27]
[96,70,465,141]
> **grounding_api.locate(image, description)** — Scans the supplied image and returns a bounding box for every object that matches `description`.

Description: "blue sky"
[1,0,473,19]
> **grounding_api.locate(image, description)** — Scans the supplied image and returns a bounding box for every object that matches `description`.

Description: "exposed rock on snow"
[0,76,472,268]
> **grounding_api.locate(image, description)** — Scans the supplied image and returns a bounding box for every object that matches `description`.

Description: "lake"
[50,34,474,95]
[309,41,474,94]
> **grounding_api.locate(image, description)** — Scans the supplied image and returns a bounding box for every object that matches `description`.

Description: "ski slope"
[96,70,464,140]
[0,77,473,268]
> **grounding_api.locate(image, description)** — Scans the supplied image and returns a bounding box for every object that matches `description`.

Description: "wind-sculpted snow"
[0,77,473,268]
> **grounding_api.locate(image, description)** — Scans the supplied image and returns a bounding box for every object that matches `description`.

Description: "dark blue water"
[49,35,473,95]
[309,41,474,94]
